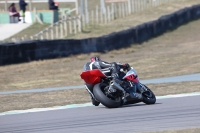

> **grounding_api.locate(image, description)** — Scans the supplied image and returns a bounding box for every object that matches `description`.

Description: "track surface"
[0,95,200,133]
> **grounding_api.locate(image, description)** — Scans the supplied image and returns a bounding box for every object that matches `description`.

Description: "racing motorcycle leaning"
[80,65,156,108]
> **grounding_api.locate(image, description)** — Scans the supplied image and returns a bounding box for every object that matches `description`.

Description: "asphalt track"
[0,95,200,133]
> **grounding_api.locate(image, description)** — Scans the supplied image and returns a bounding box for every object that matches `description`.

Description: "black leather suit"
[84,61,126,79]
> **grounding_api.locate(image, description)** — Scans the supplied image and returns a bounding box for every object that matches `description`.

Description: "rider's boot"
[122,93,130,104]
[91,98,100,106]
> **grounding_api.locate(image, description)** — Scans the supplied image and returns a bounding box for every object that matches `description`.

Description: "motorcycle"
[80,67,156,108]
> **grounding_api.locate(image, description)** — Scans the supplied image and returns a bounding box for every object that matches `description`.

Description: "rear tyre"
[142,86,156,104]
[93,83,122,108]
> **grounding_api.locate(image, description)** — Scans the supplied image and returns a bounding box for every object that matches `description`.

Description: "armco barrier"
[0,4,200,66]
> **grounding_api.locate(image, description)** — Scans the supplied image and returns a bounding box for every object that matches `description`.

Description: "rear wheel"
[93,83,122,108]
[142,85,156,104]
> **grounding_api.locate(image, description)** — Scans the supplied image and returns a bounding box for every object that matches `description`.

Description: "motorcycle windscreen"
[80,69,107,85]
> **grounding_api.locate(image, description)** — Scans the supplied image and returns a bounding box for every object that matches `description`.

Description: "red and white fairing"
[123,67,139,83]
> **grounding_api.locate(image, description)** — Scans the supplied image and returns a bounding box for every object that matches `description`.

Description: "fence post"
[69,19,72,34]
[46,29,49,40]
[142,0,144,10]
[146,0,150,9]
[22,37,25,41]
[78,15,81,32]
[113,3,116,19]
[74,18,77,34]
[81,14,85,29]
[64,18,68,36]
[104,8,107,24]
[143,0,145,10]
[100,11,103,24]
[30,36,33,40]
[87,12,90,26]
[111,3,114,20]
[91,10,94,25]
[107,6,110,22]
[60,21,63,38]
[29,0,32,11]
[50,26,54,39]
[56,23,59,39]
[125,2,128,16]
[122,3,125,18]
[128,0,131,14]
[40,32,44,40]
[138,0,142,12]
[5,0,8,11]
[118,3,121,18]
[96,5,99,24]
[135,0,138,12]
[131,0,134,13]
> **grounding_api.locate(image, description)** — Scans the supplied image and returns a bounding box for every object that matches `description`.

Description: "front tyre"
[93,83,122,108]
[142,86,156,104]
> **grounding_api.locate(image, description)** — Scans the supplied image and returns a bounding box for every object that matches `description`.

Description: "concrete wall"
[0,10,58,24]
[0,12,10,24]
[1,4,200,66]
[31,10,59,24]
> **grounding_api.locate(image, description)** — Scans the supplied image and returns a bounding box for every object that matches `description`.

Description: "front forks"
[130,82,148,94]
[139,83,148,93]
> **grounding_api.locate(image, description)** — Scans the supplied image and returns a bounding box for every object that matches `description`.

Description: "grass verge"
[148,128,200,133]
[0,17,200,91]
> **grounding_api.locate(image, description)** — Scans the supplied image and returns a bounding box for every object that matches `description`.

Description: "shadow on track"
[96,103,162,109]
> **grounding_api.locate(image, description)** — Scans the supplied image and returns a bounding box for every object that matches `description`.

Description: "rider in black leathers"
[84,56,143,105]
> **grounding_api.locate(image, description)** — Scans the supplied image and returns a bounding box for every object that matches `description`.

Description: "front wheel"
[93,83,122,108]
[142,85,156,104]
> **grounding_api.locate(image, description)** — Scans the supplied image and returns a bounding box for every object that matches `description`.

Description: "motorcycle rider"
[85,56,143,104]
